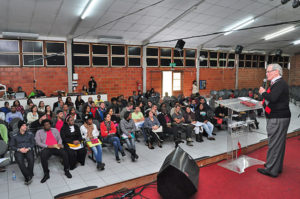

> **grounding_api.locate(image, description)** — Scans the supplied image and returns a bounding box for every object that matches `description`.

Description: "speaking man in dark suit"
[258,63,291,177]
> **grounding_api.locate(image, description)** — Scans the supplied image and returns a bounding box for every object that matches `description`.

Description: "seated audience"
[144,111,163,149]
[96,102,106,122]
[184,107,203,142]
[80,115,105,170]
[189,98,198,113]
[60,115,86,170]
[6,106,23,123]
[13,100,25,115]
[132,91,138,102]
[75,95,85,110]
[45,105,53,120]
[100,114,125,163]
[209,95,217,111]
[214,97,228,128]
[82,105,92,119]
[0,101,10,114]
[82,85,88,95]
[54,100,64,114]
[90,101,99,119]
[53,96,63,112]
[55,110,64,132]
[163,92,171,101]
[172,105,193,146]
[128,96,135,105]
[35,119,72,183]
[9,120,35,185]
[195,104,215,140]
[106,107,120,124]
[30,112,47,135]
[62,104,69,120]
[25,99,33,110]
[84,97,93,107]
[131,106,145,130]
[27,105,39,124]
[111,97,121,114]
[120,111,138,161]
[120,102,133,120]
[38,101,45,113]
[65,97,74,107]
[95,95,104,106]
[157,106,173,137]
[69,107,81,121]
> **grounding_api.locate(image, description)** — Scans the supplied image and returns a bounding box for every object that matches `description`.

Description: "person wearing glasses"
[257,63,291,178]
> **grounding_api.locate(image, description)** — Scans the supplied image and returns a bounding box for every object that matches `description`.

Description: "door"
[162,71,183,97]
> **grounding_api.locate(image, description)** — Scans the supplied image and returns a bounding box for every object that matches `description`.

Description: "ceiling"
[0,0,300,55]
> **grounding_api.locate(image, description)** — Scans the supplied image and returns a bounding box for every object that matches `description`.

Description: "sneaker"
[187,138,193,142]
[186,141,193,146]
[116,157,121,163]
[121,151,126,157]
[25,176,33,185]
[65,170,72,178]
[208,137,215,141]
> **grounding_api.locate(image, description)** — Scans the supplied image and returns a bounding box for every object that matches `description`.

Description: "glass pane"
[246,54,252,60]
[111,46,125,55]
[160,48,171,57]
[259,62,265,68]
[46,42,65,54]
[146,48,158,56]
[73,44,89,54]
[174,49,183,57]
[239,54,245,60]
[92,45,107,54]
[47,55,65,66]
[160,58,171,66]
[209,60,217,67]
[228,61,235,67]
[128,58,140,66]
[200,60,207,67]
[228,53,235,59]
[23,55,43,66]
[93,57,108,66]
[219,60,226,67]
[128,46,141,56]
[219,53,227,59]
[239,61,244,67]
[0,54,19,66]
[200,51,208,58]
[23,41,43,53]
[284,56,289,62]
[73,56,89,65]
[186,59,195,67]
[245,61,251,67]
[252,62,257,67]
[173,80,181,91]
[174,59,183,66]
[209,52,217,59]
[112,57,125,66]
[186,49,196,57]
[173,72,181,79]
[0,40,19,52]
[259,56,265,61]
[147,58,158,66]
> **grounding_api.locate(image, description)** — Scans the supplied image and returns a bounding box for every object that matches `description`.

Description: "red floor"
[101,136,300,199]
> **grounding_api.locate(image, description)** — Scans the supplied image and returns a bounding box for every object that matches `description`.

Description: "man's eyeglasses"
[266,70,276,74]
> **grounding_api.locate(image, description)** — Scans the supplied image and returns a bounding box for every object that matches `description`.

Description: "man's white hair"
[268,63,283,76]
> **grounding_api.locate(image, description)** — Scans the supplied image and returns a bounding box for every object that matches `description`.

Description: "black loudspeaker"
[157,146,199,199]
[235,45,243,54]
[175,39,185,51]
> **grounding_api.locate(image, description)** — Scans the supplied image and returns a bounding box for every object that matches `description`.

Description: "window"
[46,42,66,66]
[238,54,245,67]
[73,43,90,66]
[0,40,20,66]
[228,53,235,68]
[173,72,181,91]
[92,44,108,67]
[128,46,141,67]
[252,55,258,68]
[283,56,289,68]
[146,47,158,67]
[218,52,227,67]
[209,51,217,67]
[185,49,196,67]
[173,49,184,67]
[259,55,265,68]
[245,54,251,68]
[160,48,171,67]
[111,45,125,67]
[22,41,44,67]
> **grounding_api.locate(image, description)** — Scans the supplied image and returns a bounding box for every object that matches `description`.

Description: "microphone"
[262,78,267,89]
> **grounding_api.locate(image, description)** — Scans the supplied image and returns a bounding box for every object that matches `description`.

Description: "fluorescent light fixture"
[264,26,295,40]
[224,17,255,35]
[81,0,98,20]
[292,39,300,45]
[2,32,39,39]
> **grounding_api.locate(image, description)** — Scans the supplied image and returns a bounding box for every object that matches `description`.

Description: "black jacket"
[60,123,83,148]
[9,131,35,151]
[262,78,291,118]
[88,80,97,92]
[195,109,209,122]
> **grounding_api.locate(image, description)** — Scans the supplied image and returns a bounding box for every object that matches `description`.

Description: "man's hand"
[19,148,27,153]
[259,87,266,95]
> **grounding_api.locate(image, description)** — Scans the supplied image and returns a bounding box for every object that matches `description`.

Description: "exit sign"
[169,62,176,67]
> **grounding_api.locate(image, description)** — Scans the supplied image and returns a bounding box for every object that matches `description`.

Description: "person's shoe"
[70,165,77,170]
[186,137,193,142]
[41,174,50,183]
[195,134,203,142]
[212,132,216,136]
[158,142,162,148]
[131,154,135,162]
[208,137,215,141]
[0,167,6,172]
[121,150,126,156]
[116,157,121,163]
[257,168,277,178]
[148,143,154,149]
[25,176,33,185]
[65,170,72,178]
[133,150,139,159]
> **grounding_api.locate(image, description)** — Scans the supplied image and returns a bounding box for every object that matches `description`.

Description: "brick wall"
[0,67,68,96]
[74,67,143,100]
[289,54,300,85]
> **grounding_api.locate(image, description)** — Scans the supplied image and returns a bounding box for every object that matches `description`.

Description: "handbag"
[86,138,102,147]
[214,117,223,124]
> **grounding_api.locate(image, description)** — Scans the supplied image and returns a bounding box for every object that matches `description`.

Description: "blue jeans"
[103,136,123,158]
[124,138,135,150]
[202,121,214,137]
[90,144,102,163]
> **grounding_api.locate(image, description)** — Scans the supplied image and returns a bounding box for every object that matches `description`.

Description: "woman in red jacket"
[100,113,125,163]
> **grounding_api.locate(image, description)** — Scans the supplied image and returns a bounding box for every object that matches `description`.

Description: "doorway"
[162,71,183,97]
